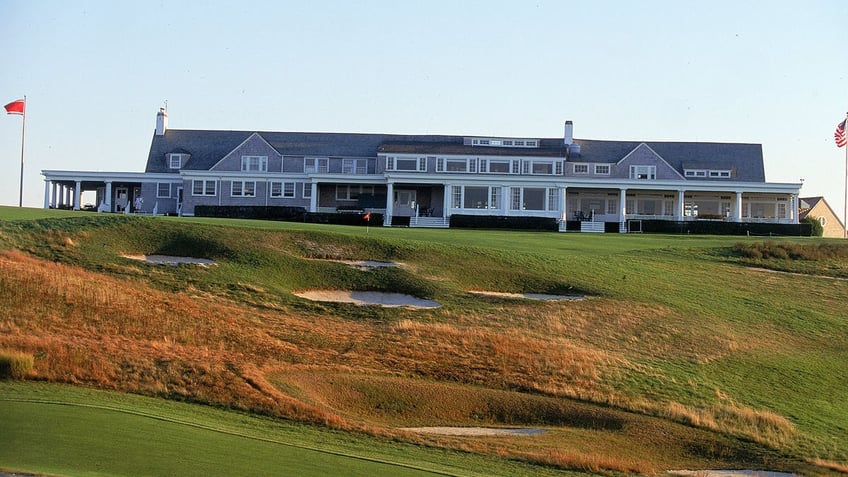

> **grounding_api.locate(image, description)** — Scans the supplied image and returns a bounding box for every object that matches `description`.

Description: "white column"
[385,182,394,226]
[677,190,685,221]
[310,182,318,212]
[51,182,58,208]
[64,186,72,208]
[74,180,82,210]
[791,195,798,223]
[43,180,50,209]
[619,188,627,233]
[735,191,743,222]
[442,184,451,218]
[559,186,567,221]
[105,181,113,212]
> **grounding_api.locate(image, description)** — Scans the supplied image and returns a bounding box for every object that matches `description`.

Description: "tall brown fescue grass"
[0,349,34,379]
[0,249,820,474]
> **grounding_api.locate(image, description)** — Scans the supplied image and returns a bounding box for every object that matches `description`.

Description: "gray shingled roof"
[570,139,765,181]
[145,129,765,182]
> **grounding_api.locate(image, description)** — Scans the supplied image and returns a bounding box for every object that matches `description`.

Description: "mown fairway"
[1,207,846,475]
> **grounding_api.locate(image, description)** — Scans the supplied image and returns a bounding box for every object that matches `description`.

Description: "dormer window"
[169,153,185,169]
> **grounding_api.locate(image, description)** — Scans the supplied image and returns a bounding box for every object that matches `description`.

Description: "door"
[176,187,184,215]
[393,190,417,216]
[115,187,128,212]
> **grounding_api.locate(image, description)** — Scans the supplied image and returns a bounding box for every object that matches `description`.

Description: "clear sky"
[2,1,848,219]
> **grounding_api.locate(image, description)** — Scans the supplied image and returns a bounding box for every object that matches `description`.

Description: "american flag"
[836,119,847,148]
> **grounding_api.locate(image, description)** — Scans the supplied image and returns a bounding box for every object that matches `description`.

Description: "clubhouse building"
[41,109,802,232]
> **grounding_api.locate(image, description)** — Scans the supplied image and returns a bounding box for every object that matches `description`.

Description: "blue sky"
[2,1,848,220]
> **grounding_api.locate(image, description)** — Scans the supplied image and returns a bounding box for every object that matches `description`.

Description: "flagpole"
[18,95,26,207]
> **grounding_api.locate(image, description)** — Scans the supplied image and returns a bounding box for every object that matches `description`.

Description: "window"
[387,156,426,172]
[488,160,510,173]
[231,180,256,197]
[446,159,468,172]
[157,183,171,198]
[169,153,184,169]
[270,182,282,198]
[452,186,462,208]
[305,157,328,173]
[336,185,373,201]
[490,187,501,209]
[547,188,560,211]
[630,165,656,180]
[343,159,368,174]
[574,164,589,174]
[594,164,610,175]
[531,162,553,174]
[607,199,618,215]
[523,188,545,210]
[510,187,521,210]
[191,179,216,196]
[302,183,312,199]
[241,156,268,172]
[270,181,296,198]
[464,186,489,209]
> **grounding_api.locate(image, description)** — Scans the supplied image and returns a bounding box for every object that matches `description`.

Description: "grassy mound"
[0,207,845,475]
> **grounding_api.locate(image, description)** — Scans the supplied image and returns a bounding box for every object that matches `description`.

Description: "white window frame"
[336,185,374,201]
[305,157,329,173]
[302,183,312,199]
[169,153,184,169]
[387,156,426,172]
[231,180,256,197]
[343,159,368,174]
[156,182,171,198]
[594,164,610,175]
[241,156,268,172]
[574,164,589,174]
[191,179,217,196]
[630,165,657,180]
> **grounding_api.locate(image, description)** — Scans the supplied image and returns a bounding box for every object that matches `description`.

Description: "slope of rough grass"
[0,208,846,474]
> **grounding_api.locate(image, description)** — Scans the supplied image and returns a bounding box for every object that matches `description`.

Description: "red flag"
[836,119,847,148]
[4,99,25,115]
[363,212,371,221]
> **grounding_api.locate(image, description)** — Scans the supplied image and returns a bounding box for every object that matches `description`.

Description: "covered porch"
[41,170,179,214]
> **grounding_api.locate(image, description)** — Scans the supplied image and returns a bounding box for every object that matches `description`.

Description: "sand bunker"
[333,260,399,271]
[468,290,585,301]
[400,427,545,436]
[293,290,440,309]
[122,254,216,266]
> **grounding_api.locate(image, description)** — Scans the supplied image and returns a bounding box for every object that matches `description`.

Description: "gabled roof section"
[570,139,765,182]
[208,132,280,171]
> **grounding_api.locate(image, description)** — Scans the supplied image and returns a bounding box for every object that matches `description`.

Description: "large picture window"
[387,156,426,172]
[270,181,296,198]
[463,186,489,209]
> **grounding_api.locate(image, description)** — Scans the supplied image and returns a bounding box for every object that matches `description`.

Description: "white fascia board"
[308,174,385,185]
[41,170,178,183]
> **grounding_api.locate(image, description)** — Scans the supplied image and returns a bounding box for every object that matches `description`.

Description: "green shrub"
[0,350,34,379]
[801,216,824,237]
